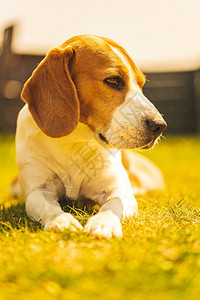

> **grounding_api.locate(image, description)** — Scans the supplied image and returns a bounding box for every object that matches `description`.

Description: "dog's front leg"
[83,161,138,239]
[18,167,83,232]
[26,188,83,232]
[84,182,138,238]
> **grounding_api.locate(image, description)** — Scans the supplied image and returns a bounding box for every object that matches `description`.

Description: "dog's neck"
[64,122,97,143]
[60,122,120,161]
[24,105,119,161]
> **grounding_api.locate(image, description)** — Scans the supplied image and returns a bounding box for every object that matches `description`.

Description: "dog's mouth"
[99,133,109,144]
[138,138,158,150]
[98,131,159,150]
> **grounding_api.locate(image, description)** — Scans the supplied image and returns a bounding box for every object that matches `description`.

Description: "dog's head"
[21,35,167,149]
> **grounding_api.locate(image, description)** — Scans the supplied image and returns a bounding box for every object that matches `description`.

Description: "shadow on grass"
[0,197,95,233]
[0,201,42,232]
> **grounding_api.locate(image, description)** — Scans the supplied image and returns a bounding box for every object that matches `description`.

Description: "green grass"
[0,134,200,300]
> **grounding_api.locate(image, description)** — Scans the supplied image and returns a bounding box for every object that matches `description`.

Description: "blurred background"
[1,0,200,134]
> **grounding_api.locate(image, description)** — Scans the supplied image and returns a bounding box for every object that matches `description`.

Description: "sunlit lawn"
[0,134,200,300]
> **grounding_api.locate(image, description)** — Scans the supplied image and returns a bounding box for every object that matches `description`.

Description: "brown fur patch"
[21,47,80,138]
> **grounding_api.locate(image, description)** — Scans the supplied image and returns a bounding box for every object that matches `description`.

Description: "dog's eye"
[103,76,125,90]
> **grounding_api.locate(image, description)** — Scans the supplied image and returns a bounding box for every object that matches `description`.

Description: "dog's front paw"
[84,211,122,239]
[44,213,83,232]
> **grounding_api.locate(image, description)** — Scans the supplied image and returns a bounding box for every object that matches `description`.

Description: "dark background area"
[1,26,200,135]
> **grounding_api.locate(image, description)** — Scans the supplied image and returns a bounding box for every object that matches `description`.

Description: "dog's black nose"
[147,119,167,134]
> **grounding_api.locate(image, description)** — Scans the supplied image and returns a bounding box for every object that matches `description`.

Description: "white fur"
[16,46,163,239]
[16,104,138,238]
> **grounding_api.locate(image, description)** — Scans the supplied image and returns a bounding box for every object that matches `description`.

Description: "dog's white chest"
[55,141,116,200]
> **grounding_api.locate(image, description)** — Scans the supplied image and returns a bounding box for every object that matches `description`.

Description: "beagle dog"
[15,35,167,238]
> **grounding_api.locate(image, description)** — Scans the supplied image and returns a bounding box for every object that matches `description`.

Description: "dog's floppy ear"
[21,47,80,138]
